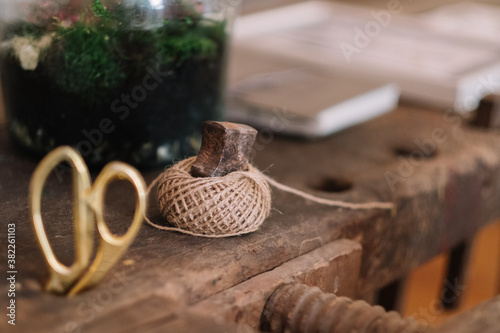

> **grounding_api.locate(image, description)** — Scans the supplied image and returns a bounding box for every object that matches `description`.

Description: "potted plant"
[0,0,238,168]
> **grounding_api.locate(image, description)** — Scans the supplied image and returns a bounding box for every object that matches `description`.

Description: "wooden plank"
[145,313,255,333]
[252,106,500,297]
[187,239,361,331]
[2,106,500,332]
[434,296,500,333]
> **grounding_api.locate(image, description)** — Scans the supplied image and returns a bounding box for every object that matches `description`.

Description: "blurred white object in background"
[418,2,500,47]
[233,1,500,113]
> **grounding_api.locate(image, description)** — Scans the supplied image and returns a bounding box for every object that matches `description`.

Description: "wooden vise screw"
[261,284,430,333]
[191,121,258,178]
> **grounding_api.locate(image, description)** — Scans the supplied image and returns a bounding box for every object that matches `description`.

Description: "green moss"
[7,2,227,104]
[157,18,219,65]
[159,34,217,64]
[46,21,125,102]
[91,0,113,19]
[158,17,224,65]
[114,29,158,75]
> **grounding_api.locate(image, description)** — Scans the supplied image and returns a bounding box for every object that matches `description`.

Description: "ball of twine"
[146,157,394,238]
[156,157,272,237]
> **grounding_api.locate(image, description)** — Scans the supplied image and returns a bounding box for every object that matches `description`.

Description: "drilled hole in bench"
[394,145,436,159]
[308,177,353,193]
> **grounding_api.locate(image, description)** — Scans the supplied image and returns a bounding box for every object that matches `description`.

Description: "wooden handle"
[191,121,258,178]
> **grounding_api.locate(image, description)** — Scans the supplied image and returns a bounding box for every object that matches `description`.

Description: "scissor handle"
[30,147,94,294]
[68,161,146,296]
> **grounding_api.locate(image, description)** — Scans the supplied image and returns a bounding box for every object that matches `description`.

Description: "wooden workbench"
[2,0,500,331]
[1,103,500,332]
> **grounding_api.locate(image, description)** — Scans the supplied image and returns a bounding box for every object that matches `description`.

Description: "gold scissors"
[29,146,146,296]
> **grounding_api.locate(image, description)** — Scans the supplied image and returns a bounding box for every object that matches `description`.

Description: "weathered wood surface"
[145,312,258,333]
[1,106,500,332]
[189,240,361,331]
[471,94,500,128]
[434,295,500,333]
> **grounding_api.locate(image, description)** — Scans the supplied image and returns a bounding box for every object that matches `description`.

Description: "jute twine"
[145,157,395,238]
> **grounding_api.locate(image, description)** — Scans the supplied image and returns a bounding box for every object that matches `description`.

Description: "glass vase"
[0,0,239,168]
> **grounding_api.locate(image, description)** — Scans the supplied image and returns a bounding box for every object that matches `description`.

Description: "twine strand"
[261,175,394,210]
[145,157,395,238]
